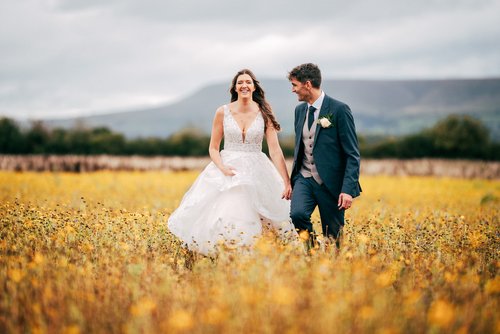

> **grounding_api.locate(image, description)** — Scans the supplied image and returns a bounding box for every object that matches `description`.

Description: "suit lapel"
[295,104,308,147]
[313,97,331,148]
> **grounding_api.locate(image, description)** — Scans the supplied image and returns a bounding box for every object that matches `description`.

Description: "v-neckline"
[228,108,261,143]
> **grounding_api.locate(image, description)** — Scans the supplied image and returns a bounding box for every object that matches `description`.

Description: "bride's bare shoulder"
[213,105,227,121]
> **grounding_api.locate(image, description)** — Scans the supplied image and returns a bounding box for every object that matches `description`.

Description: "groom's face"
[290,78,310,102]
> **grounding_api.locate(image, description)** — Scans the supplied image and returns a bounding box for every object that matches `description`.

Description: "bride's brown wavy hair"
[229,69,281,131]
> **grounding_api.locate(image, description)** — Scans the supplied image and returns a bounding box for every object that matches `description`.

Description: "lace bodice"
[223,105,264,152]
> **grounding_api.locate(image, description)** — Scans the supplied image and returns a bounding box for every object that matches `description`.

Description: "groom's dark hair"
[288,63,321,88]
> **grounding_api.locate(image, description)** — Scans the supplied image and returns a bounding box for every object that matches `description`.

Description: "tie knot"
[308,106,316,113]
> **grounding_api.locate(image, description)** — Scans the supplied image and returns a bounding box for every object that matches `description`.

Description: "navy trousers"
[290,174,344,240]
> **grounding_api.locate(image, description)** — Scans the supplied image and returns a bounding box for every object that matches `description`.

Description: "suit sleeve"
[291,105,301,187]
[337,104,361,197]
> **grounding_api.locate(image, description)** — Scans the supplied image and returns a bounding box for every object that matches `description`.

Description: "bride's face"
[235,74,255,99]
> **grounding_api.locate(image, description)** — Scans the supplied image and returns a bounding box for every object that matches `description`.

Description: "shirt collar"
[308,91,325,111]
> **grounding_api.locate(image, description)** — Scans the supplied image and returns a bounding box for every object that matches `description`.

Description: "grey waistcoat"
[300,112,323,184]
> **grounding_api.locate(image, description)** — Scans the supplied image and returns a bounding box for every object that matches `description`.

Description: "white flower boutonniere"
[317,113,334,128]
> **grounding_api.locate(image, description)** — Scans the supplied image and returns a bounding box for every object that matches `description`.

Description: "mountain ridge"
[39,78,500,140]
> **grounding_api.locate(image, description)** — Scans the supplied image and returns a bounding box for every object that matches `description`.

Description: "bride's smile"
[236,74,255,98]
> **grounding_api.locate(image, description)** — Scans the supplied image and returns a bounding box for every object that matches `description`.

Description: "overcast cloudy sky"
[1,0,499,119]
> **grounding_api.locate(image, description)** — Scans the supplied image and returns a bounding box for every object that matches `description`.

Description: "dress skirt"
[168,150,294,255]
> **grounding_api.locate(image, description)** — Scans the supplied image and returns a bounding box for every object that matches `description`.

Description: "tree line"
[0,115,498,160]
[360,115,499,160]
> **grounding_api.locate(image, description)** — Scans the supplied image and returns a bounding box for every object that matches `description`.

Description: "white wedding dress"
[168,105,296,255]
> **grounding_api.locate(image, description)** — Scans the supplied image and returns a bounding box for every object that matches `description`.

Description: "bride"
[168,69,297,255]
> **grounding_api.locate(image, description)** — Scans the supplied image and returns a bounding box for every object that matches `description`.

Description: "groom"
[288,63,361,248]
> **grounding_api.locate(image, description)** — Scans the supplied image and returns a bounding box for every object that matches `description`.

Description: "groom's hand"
[338,193,353,210]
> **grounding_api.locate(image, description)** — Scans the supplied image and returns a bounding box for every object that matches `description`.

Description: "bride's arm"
[266,124,292,200]
[209,107,235,176]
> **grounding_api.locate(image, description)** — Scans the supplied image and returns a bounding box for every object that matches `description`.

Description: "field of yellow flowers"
[1,171,499,333]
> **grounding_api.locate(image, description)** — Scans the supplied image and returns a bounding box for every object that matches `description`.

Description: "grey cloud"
[0,0,499,118]
[51,0,494,23]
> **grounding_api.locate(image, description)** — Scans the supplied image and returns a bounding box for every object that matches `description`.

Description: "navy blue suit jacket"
[291,95,362,198]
